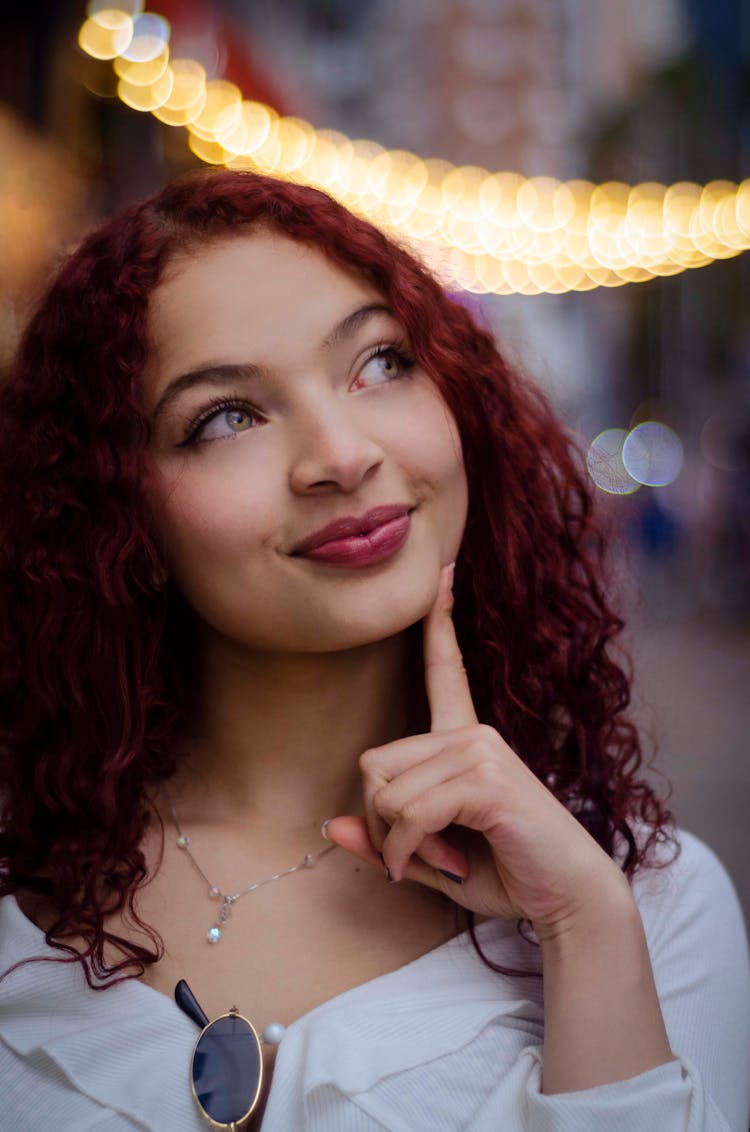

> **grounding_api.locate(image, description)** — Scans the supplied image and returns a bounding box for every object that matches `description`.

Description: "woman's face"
[142,229,468,653]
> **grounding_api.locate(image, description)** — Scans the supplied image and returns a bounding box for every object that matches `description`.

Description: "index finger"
[424,563,479,732]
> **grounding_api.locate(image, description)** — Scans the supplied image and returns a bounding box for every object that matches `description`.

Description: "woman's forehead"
[152,232,377,333]
[142,232,388,405]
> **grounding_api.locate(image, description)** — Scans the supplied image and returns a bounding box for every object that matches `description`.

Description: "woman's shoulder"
[0,891,82,1015]
[0,892,203,1130]
[627,822,739,900]
[0,891,41,961]
[626,822,748,969]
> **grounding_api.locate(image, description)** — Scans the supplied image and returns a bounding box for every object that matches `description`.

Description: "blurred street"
[623,571,750,931]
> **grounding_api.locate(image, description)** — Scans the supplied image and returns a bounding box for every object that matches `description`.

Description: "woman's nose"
[287,398,386,493]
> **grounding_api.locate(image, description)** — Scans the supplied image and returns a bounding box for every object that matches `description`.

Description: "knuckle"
[458,748,478,774]
[358,748,377,774]
[473,759,502,788]
[399,797,422,826]
[373,787,393,815]
[475,722,500,747]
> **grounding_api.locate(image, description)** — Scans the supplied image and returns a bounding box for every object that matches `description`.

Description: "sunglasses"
[175,979,265,1129]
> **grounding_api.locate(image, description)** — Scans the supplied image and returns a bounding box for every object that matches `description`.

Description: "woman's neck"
[163,622,424,834]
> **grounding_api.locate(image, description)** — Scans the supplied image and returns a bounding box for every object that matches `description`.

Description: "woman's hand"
[323,563,632,938]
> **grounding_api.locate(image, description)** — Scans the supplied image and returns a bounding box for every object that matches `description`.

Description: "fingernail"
[438,868,464,885]
[379,852,394,883]
[321,819,332,841]
[447,561,456,591]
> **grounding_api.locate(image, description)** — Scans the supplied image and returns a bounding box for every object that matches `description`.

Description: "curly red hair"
[0,169,674,987]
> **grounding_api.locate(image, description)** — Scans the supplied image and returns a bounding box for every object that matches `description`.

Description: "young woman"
[0,169,747,1132]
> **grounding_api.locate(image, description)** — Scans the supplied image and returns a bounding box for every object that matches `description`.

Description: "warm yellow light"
[114,46,169,86]
[591,181,630,215]
[188,133,228,165]
[736,179,750,237]
[340,139,387,198]
[246,127,282,174]
[117,67,174,111]
[119,12,170,62]
[87,0,143,15]
[401,206,443,242]
[441,165,488,221]
[219,101,274,156]
[157,58,206,111]
[713,194,746,249]
[377,150,427,207]
[447,214,484,254]
[78,12,133,59]
[274,118,316,173]
[152,90,206,127]
[78,5,750,297]
[518,177,562,232]
[188,80,242,142]
[301,129,351,188]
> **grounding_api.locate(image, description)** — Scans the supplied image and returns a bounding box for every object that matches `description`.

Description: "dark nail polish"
[438,869,465,884]
[378,852,394,883]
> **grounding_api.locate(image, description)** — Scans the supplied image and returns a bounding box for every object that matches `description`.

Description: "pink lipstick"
[296,512,412,567]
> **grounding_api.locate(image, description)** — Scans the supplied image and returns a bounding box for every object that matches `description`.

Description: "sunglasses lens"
[192,1014,262,1124]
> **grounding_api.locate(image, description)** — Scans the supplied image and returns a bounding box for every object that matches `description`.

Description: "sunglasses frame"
[177,980,265,1130]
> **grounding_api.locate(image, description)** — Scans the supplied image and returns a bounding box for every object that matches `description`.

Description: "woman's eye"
[357,347,415,386]
[202,407,255,441]
[180,348,414,447]
[182,402,259,446]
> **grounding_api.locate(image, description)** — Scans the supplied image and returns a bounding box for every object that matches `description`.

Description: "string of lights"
[78,4,750,297]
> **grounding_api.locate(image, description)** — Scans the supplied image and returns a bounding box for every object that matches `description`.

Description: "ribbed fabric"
[0,828,748,1131]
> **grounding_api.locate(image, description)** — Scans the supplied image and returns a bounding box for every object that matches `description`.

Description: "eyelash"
[178,342,416,447]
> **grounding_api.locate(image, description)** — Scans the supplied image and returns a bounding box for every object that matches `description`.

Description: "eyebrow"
[150,301,394,426]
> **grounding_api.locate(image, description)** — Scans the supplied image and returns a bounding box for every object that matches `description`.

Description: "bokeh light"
[76,4,750,296]
[117,66,174,111]
[78,12,134,60]
[114,46,170,86]
[622,422,684,486]
[587,429,641,495]
[87,1,144,15]
[119,12,170,63]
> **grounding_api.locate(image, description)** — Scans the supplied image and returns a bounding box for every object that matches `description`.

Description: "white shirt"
[0,827,748,1131]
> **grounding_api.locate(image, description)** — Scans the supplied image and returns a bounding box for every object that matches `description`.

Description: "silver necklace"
[167,799,338,946]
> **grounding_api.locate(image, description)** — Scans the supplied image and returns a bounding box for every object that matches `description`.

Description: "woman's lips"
[296,512,412,567]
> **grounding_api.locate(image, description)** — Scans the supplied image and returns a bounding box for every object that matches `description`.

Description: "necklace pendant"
[206,894,236,942]
[217,895,235,922]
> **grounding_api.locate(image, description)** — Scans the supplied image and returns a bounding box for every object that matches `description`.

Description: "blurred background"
[1,0,748,924]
